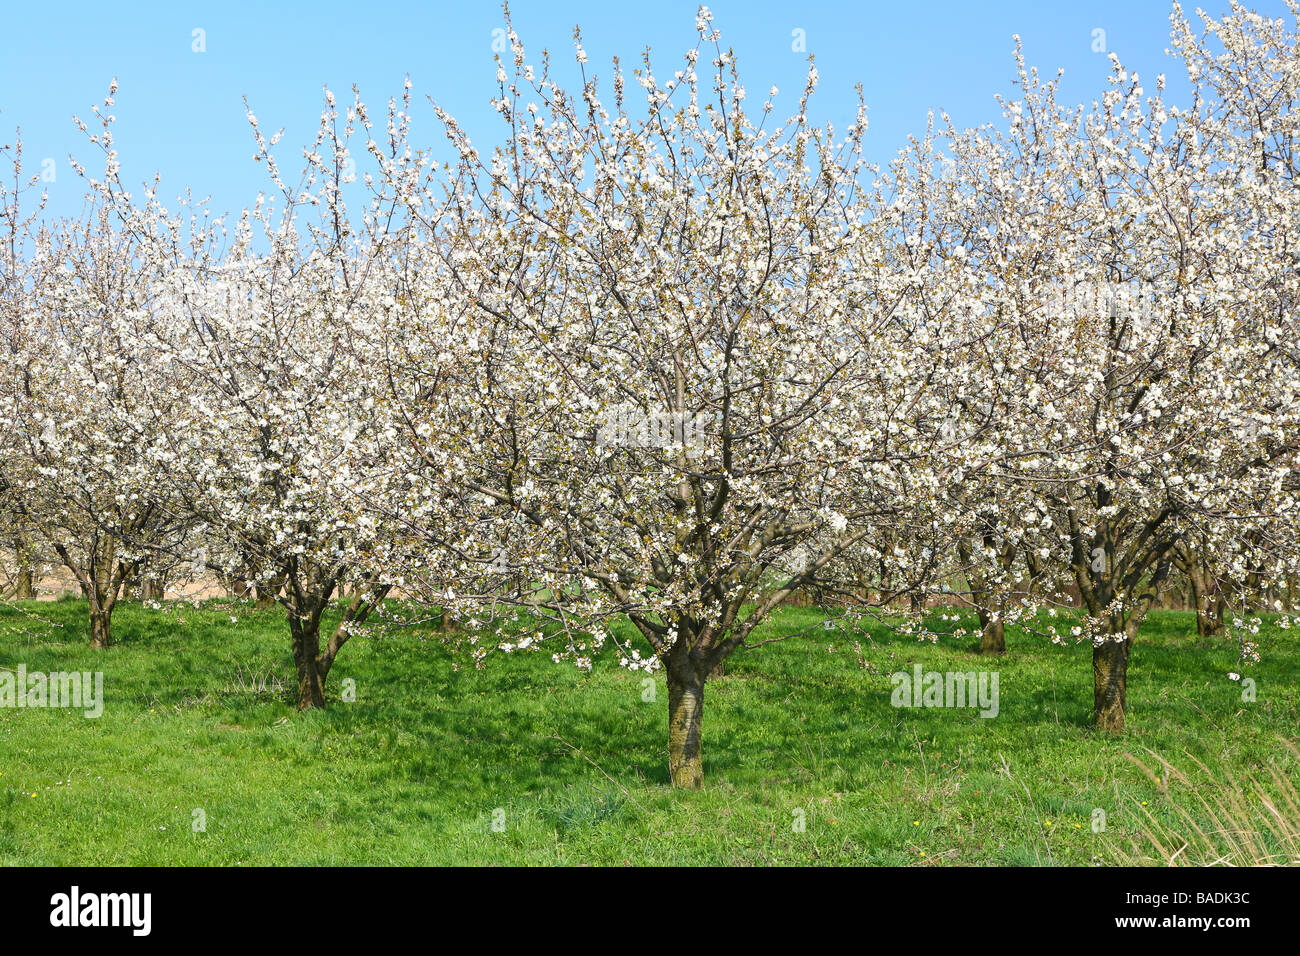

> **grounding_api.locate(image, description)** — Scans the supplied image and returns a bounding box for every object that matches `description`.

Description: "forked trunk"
[667,662,705,788]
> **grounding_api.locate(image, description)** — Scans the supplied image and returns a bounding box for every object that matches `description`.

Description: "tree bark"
[12,537,34,599]
[49,540,129,648]
[1188,561,1224,637]
[290,616,327,710]
[962,539,1008,655]
[256,572,285,609]
[1092,637,1129,732]
[977,607,1006,654]
[321,582,390,679]
[667,661,705,788]
[1209,588,1227,636]
[89,606,112,649]
[86,575,121,649]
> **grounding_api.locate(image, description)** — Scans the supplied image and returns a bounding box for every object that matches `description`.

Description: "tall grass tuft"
[1114,739,1300,866]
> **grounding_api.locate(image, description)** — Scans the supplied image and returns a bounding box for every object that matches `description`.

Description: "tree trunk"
[667,661,705,789]
[290,617,327,710]
[256,572,285,609]
[1092,637,1129,732]
[1210,589,1227,635]
[1188,562,1223,637]
[963,545,1007,655]
[977,607,1005,654]
[12,537,34,599]
[87,572,124,649]
[89,607,112,649]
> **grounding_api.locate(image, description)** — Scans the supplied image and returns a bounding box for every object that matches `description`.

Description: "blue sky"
[0,0,1291,223]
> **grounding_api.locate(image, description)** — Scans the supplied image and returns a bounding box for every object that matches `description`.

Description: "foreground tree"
[377,11,976,786]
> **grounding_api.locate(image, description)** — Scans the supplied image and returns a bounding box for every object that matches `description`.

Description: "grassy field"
[1,597,1297,865]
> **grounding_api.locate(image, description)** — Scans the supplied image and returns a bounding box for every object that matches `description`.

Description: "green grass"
[1,598,1296,865]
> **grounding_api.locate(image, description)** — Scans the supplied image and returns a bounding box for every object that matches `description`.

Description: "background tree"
[0,100,189,646]
[122,90,419,705]
[950,16,1300,730]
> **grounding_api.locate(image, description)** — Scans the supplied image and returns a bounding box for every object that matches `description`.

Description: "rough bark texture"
[1092,637,1129,732]
[290,617,327,710]
[667,661,705,788]
[89,607,112,649]
[80,563,125,650]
